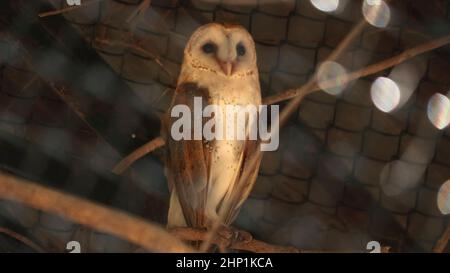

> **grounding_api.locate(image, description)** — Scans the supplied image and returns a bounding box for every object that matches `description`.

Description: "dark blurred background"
[0,0,449,252]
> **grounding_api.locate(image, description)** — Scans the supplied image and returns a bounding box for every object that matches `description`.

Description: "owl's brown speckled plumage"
[163,23,262,229]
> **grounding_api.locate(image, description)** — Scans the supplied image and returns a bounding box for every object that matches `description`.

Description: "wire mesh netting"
[0,0,449,253]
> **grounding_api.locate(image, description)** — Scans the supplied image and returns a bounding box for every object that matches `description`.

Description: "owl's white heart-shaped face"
[184,23,257,78]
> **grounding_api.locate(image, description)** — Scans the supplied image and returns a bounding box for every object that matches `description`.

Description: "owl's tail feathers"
[167,190,188,228]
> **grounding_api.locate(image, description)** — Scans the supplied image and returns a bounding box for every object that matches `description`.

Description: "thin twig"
[0,172,192,253]
[263,35,450,105]
[12,44,112,151]
[94,38,175,83]
[112,136,165,174]
[433,224,450,253]
[0,226,45,253]
[127,0,152,24]
[38,0,105,18]
[153,87,172,105]
[1,75,38,113]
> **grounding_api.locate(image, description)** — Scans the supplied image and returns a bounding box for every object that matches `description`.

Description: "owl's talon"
[216,225,233,240]
[201,224,254,250]
[236,230,252,243]
[228,226,253,246]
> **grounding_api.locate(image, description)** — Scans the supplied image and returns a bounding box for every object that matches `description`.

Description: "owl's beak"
[219,61,233,76]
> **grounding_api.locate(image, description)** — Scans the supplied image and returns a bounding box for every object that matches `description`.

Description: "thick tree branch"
[0,172,192,253]
[170,227,390,253]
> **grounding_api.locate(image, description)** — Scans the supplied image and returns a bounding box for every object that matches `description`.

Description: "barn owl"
[162,23,262,229]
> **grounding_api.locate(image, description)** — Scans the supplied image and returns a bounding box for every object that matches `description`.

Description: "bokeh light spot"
[427,93,450,130]
[362,0,390,28]
[310,0,339,13]
[316,61,348,96]
[370,77,400,113]
[437,180,450,215]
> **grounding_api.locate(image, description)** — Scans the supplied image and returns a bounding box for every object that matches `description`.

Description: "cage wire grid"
[0,0,449,252]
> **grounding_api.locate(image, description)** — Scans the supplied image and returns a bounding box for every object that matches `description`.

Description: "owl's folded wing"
[163,82,212,228]
[222,138,262,225]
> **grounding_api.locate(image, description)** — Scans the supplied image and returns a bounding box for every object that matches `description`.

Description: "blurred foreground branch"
[0,172,192,253]
[0,172,332,253]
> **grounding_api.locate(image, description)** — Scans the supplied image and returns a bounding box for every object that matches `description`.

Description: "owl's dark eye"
[202,42,216,54]
[236,43,246,56]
